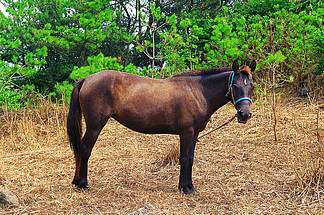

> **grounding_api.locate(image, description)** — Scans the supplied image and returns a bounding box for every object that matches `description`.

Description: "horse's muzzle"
[237,109,252,124]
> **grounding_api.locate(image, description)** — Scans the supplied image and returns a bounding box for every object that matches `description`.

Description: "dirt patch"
[0,100,323,214]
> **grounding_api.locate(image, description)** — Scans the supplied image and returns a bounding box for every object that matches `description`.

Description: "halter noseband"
[227,71,252,106]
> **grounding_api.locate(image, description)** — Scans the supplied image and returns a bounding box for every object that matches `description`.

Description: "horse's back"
[80,70,175,101]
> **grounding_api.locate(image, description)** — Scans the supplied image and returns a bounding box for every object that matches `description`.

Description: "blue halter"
[229,72,252,106]
[234,97,252,105]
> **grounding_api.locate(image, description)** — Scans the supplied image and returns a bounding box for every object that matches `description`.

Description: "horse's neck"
[201,72,231,112]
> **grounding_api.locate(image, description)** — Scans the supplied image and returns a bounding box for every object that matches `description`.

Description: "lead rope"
[197,114,237,142]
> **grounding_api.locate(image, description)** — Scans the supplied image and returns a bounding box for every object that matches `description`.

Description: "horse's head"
[230,59,256,123]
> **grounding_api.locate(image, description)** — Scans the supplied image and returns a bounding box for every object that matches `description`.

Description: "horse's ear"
[250,60,256,72]
[232,59,239,72]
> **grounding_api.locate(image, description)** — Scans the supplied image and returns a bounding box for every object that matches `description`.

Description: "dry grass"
[0,98,323,214]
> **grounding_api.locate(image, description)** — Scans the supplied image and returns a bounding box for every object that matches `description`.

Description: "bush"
[70,53,123,81]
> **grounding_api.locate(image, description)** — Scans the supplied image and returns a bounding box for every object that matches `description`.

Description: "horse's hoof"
[80,186,90,191]
[179,185,195,194]
[183,187,192,194]
[74,185,90,192]
[72,180,89,191]
[72,179,79,186]
[189,186,196,193]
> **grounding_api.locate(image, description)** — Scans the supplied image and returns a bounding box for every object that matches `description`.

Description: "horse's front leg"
[178,128,197,194]
[187,135,197,193]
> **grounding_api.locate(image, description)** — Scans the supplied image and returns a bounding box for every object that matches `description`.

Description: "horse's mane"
[172,65,253,78]
[172,67,233,78]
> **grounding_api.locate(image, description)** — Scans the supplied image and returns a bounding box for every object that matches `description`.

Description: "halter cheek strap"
[228,72,252,106]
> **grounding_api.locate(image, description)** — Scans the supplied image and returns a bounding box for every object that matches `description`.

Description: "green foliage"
[267,51,287,64]
[237,0,293,16]
[248,7,323,90]
[52,53,124,104]
[70,53,123,81]
[1,0,117,75]
[54,81,74,104]
[166,10,224,73]
[124,63,139,75]
[0,0,121,108]
[1,0,323,109]
[313,30,324,75]
[0,82,25,109]
[136,3,184,74]
[206,16,243,67]
[0,8,48,109]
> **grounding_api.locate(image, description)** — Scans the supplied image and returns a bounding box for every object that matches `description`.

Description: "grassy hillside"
[0,99,323,213]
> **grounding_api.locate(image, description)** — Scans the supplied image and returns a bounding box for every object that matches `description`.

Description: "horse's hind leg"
[73,114,109,189]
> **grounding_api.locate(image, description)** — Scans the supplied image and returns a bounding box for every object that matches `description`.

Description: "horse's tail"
[67,79,84,158]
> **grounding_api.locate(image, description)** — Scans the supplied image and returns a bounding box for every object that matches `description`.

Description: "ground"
[0,99,323,214]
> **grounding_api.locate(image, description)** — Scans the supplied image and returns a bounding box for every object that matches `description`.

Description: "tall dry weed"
[287,103,324,202]
[159,142,180,166]
[0,98,68,153]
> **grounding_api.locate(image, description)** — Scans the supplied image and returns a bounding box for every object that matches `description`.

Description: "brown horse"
[67,59,256,194]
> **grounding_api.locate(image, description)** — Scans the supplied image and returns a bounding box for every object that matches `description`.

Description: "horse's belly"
[112,114,178,134]
[112,99,180,134]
